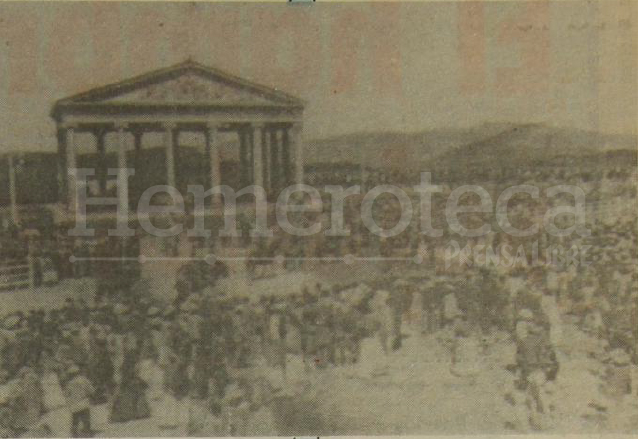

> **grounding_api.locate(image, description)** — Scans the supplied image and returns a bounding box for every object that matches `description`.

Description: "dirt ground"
[71,322,637,437]
[7,265,638,435]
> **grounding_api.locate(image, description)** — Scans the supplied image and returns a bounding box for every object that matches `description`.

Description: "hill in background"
[307,122,637,173]
[435,123,636,179]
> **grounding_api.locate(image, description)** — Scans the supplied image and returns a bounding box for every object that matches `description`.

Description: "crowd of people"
[0,156,636,435]
[0,259,418,438]
[0,252,635,435]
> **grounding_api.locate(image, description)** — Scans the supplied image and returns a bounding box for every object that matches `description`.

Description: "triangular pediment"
[101,71,276,105]
[54,60,303,110]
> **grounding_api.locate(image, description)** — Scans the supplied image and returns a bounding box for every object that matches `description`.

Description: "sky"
[0,1,635,153]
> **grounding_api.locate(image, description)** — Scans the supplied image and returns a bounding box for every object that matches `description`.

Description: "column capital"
[252,122,268,130]
[290,121,303,133]
[161,121,179,131]
[92,125,110,137]
[129,127,144,137]
[205,121,222,132]
[113,121,129,131]
[60,122,78,131]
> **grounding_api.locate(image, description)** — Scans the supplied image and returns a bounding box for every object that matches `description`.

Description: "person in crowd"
[442,284,460,329]
[388,281,408,351]
[515,313,558,430]
[449,318,481,382]
[87,327,114,404]
[64,365,95,438]
[371,290,393,355]
[109,334,150,423]
[418,278,439,335]
[6,366,43,435]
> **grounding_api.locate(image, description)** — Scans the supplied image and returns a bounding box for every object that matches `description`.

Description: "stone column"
[206,122,222,204]
[115,122,129,214]
[281,128,291,187]
[133,130,143,152]
[238,127,249,188]
[291,122,304,184]
[262,126,270,191]
[95,128,108,196]
[131,129,143,202]
[163,122,177,189]
[269,127,280,192]
[252,123,265,189]
[65,124,78,213]
[248,128,254,185]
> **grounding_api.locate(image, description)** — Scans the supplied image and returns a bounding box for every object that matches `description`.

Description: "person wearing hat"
[538,286,563,355]
[221,382,250,436]
[338,298,364,365]
[315,290,338,365]
[86,327,114,405]
[330,297,350,367]
[449,317,481,381]
[418,278,439,335]
[387,281,409,351]
[62,298,79,324]
[299,291,319,370]
[269,302,291,374]
[64,365,95,437]
[7,366,43,435]
[109,334,150,424]
[442,283,461,330]
[604,348,632,400]
[3,313,23,332]
[515,309,535,342]
[243,379,278,436]
[514,318,557,430]
[371,289,393,355]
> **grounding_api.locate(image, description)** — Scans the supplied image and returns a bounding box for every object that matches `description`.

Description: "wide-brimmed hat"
[270,386,295,400]
[609,348,630,366]
[17,366,35,378]
[149,317,164,328]
[113,303,128,315]
[180,300,199,313]
[2,314,22,330]
[526,321,543,334]
[224,383,245,404]
[518,309,535,322]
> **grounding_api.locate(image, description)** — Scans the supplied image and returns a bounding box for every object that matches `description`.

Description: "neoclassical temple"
[51,59,305,219]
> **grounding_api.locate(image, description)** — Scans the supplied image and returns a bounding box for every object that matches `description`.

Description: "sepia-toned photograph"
[0,1,636,437]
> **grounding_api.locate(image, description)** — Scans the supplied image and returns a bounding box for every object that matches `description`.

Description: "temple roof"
[51,59,304,119]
